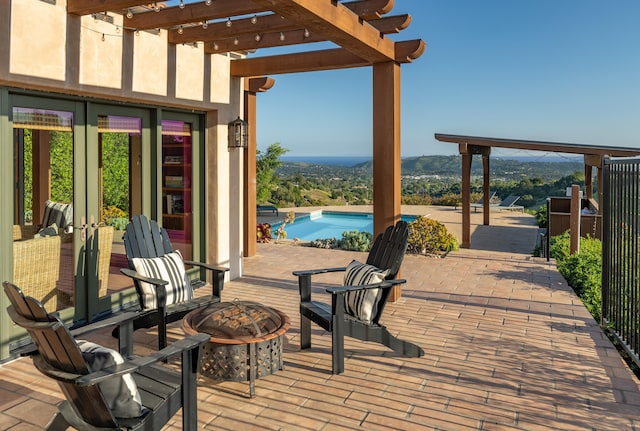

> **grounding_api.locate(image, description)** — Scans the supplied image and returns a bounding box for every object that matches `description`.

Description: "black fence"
[602,157,640,368]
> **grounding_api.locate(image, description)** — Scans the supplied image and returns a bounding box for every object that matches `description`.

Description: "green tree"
[101,133,130,213]
[256,143,288,203]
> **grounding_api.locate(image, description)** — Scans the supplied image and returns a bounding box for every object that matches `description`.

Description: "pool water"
[271,211,417,241]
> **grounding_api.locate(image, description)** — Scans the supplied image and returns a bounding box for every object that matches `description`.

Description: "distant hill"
[351,155,583,180]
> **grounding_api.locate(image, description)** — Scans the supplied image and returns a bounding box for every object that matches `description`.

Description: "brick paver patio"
[1,207,638,430]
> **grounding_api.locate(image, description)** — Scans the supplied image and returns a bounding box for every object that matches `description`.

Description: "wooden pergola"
[68,1,425,278]
[435,133,640,249]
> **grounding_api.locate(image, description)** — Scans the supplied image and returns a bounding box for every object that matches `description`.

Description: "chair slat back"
[3,282,118,428]
[124,215,175,268]
[366,221,409,281]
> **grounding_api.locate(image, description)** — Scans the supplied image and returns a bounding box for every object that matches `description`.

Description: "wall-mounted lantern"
[228,116,248,148]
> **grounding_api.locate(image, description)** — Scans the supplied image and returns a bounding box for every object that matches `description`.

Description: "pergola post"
[481,147,491,226]
[243,77,275,258]
[373,61,402,300]
[459,144,473,249]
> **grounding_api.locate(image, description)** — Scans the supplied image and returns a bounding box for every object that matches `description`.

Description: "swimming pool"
[271,211,417,241]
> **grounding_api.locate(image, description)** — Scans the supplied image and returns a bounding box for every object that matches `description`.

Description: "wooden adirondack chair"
[3,281,209,431]
[118,215,229,350]
[293,220,425,374]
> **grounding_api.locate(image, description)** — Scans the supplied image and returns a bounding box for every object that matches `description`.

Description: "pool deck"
[259,205,542,254]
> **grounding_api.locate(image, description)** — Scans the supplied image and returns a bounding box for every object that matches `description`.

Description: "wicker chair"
[12,235,61,311]
[57,226,114,305]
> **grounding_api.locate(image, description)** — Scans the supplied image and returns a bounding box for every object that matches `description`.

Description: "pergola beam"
[171,13,409,45]
[230,39,424,76]
[126,0,269,30]
[205,30,325,56]
[250,0,396,63]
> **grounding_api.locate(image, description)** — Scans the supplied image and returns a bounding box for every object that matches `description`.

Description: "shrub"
[339,230,373,252]
[535,204,548,228]
[407,216,459,255]
[550,230,602,321]
[102,206,128,230]
[310,237,340,249]
[108,217,129,231]
[257,223,272,243]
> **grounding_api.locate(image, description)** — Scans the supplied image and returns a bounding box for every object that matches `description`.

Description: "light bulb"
[234,38,239,45]
[213,42,219,50]
[101,33,106,42]
[255,34,261,42]
[251,15,257,24]
[202,21,208,29]
[179,0,185,8]
[205,0,212,5]
[126,9,133,19]
[154,2,160,12]
[116,25,121,34]
[178,26,183,34]
[304,28,310,38]
[226,18,232,27]
[279,32,285,41]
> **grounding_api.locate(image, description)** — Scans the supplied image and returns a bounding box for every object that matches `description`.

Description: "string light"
[226,18,232,27]
[202,21,208,29]
[213,42,219,50]
[179,0,185,8]
[101,33,105,41]
[233,38,239,45]
[279,32,285,41]
[178,25,183,34]
[205,0,212,5]
[304,28,310,38]
[251,15,257,24]
[126,9,133,19]
[255,34,261,42]
[154,2,160,12]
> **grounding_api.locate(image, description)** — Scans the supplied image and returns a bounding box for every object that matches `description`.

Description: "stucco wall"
[3,0,234,109]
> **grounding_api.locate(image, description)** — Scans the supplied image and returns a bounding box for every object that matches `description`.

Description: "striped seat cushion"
[132,251,193,310]
[42,200,73,232]
[343,260,389,323]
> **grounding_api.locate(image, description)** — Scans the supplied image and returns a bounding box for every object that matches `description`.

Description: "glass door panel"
[97,115,142,301]
[161,120,193,260]
[12,107,74,312]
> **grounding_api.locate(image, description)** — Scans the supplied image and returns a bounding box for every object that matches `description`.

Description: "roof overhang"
[435,134,640,158]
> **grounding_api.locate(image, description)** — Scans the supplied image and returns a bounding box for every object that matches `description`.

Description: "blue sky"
[252,1,640,157]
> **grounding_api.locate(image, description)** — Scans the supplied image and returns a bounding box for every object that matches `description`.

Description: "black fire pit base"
[182,301,290,398]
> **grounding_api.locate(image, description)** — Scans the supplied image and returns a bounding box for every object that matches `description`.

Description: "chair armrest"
[12,310,140,358]
[326,281,392,295]
[36,333,210,386]
[292,267,347,277]
[183,260,229,274]
[119,268,168,288]
[183,260,228,298]
[326,279,406,295]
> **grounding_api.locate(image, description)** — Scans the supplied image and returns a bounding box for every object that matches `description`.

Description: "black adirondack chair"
[118,215,229,350]
[293,220,425,374]
[4,281,209,431]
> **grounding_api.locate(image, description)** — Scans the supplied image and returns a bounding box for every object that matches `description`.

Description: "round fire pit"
[182,301,290,397]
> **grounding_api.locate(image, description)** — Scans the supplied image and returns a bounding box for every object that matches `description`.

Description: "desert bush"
[407,216,458,255]
[339,230,373,252]
[309,237,340,249]
[550,230,602,321]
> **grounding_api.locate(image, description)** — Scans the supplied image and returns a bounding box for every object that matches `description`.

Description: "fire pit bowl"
[182,301,290,397]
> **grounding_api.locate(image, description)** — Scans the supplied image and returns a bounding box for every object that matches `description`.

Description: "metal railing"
[602,157,640,367]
